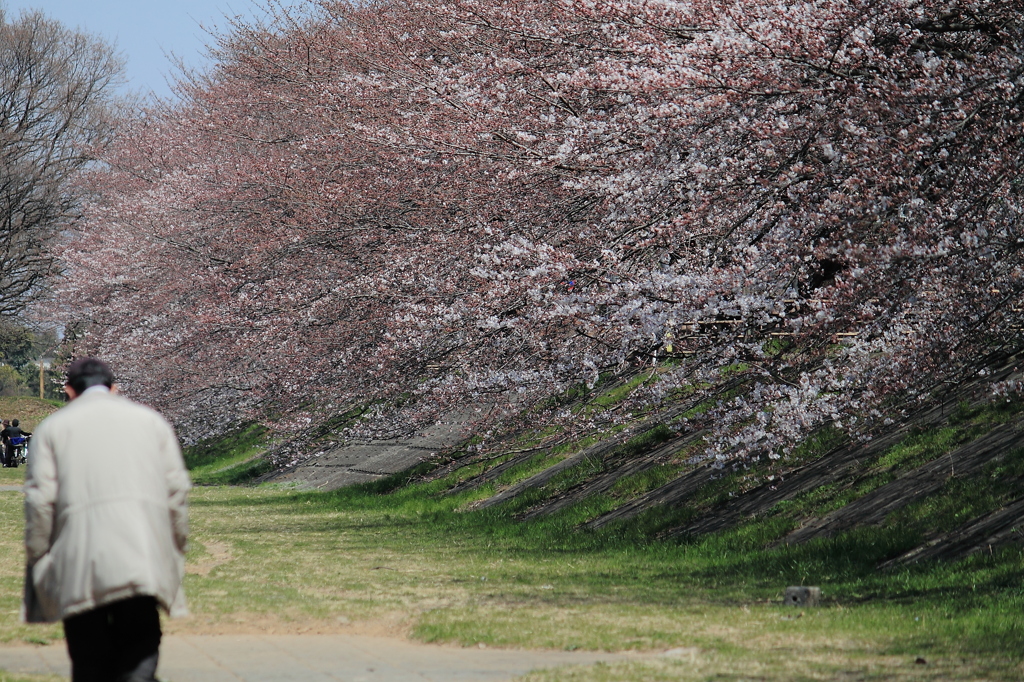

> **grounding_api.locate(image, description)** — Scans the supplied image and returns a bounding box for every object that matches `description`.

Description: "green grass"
[769,399,1024,524]
[195,456,274,485]
[183,422,271,485]
[0,467,26,485]
[890,445,1024,535]
[542,426,675,496]
[874,427,969,472]
[719,362,749,377]
[586,371,656,411]
[786,423,847,462]
[0,471,63,646]
[189,478,1024,678]
[607,461,686,499]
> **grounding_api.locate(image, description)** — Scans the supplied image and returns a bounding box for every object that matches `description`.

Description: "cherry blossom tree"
[55,0,1023,462]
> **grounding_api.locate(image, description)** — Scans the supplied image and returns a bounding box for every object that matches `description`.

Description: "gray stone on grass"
[784,586,821,607]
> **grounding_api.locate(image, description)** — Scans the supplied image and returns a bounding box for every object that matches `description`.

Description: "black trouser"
[63,596,162,682]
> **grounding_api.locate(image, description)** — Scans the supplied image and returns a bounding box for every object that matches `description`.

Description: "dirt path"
[0,633,649,681]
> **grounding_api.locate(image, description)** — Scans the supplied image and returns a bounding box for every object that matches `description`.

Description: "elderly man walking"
[22,358,190,682]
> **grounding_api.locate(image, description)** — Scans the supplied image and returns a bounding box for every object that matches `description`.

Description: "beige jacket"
[22,389,190,623]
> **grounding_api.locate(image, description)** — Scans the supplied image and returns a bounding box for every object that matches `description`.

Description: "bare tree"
[0,9,124,315]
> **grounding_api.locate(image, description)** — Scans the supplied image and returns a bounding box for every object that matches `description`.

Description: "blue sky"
[2,0,297,100]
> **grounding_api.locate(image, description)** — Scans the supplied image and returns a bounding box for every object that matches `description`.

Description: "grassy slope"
[183,423,271,485]
[0,397,61,432]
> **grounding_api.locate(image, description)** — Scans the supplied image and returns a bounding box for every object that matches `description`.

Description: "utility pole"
[35,336,61,401]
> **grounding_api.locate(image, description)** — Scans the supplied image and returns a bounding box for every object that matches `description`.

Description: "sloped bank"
[189,354,1024,571]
